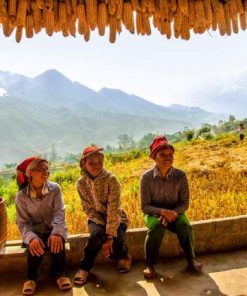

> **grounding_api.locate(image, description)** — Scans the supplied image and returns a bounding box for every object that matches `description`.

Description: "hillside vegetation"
[2,134,247,240]
[0,69,226,166]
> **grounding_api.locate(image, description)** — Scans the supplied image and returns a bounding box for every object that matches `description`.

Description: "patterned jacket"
[77,169,128,237]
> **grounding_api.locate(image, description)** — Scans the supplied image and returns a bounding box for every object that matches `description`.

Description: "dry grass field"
[6,136,247,239]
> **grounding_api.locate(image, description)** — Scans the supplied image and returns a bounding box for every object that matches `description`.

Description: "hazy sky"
[1,28,247,110]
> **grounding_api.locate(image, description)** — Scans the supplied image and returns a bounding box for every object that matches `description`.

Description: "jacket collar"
[153,166,173,179]
[82,168,110,181]
[26,181,50,198]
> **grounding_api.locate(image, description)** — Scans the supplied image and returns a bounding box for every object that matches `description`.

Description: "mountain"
[0,69,226,167]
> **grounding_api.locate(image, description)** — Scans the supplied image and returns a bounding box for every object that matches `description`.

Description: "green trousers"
[144,214,195,266]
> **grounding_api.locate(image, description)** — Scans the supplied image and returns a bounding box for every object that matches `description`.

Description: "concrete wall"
[1,215,247,273]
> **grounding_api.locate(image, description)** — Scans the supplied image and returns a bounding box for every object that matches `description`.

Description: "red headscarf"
[149,136,174,159]
[16,156,47,190]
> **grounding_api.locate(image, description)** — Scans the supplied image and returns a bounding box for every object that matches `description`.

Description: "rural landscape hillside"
[2,134,247,240]
[0,69,226,166]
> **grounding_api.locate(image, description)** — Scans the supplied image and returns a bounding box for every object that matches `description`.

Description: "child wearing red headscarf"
[74,145,132,285]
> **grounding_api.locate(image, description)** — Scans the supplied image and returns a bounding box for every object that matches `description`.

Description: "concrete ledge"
[1,215,247,273]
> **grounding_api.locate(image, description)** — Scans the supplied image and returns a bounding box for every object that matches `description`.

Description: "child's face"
[84,154,104,177]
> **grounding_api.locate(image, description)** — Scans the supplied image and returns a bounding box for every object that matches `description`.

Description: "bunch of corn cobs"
[0,0,246,43]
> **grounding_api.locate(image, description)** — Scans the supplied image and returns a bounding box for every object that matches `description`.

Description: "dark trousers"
[26,233,66,280]
[80,221,128,272]
[144,214,195,266]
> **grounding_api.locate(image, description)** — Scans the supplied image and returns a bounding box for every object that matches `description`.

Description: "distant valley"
[0,69,227,166]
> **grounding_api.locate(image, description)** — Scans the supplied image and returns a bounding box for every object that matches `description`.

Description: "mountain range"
[0,69,226,166]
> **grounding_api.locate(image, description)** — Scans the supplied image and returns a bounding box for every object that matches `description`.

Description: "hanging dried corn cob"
[153,11,159,28]
[109,14,117,42]
[229,0,238,21]
[85,0,97,30]
[25,13,34,37]
[59,1,67,26]
[44,9,55,35]
[136,10,144,34]
[140,0,147,13]
[36,0,45,10]
[108,0,116,15]
[123,1,134,33]
[203,0,212,27]
[232,17,239,33]
[78,2,86,34]
[97,2,107,35]
[116,17,121,32]
[181,15,190,39]
[71,0,77,15]
[62,25,69,36]
[8,0,17,20]
[15,25,23,42]
[130,0,140,11]
[31,1,42,33]
[216,3,226,35]
[2,18,14,36]
[244,0,247,11]
[194,0,206,33]
[159,20,166,34]
[53,0,60,31]
[239,13,247,30]
[16,0,28,26]
[67,13,76,35]
[143,11,151,34]
[147,0,155,14]
[173,8,182,37]
[45,0,53,11]
[0,0,7,21]
[65,0,72,15]
[159,0,169,21]
[166,20,171,38]
[116,0,123,19]
[84,20,90,40]
[169,0,177,13]
[188,0,195,27]
[179,0,189,17]
[224,2,232,35]
[235,0,244,14]
[211,7,217,31]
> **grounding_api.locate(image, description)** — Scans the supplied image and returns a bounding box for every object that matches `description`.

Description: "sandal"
[187,260,203,273]
[143,266,157,280]
[56,276,72,291]
[22,280,36,295]
[74,269,90,286]
[118,253,132,273]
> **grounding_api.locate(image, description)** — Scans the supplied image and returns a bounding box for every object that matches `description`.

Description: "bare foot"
[143,265,157,279]
[187,260,203,273]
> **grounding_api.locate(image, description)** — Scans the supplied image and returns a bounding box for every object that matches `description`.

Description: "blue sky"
[1,28,247,110]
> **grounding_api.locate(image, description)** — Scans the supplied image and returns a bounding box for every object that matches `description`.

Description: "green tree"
[117,134,136,150]
[138,133,156,149]
[185,130,195,141]
[199,124,211,136]
[50,143,58,163]
[228,114,236,123]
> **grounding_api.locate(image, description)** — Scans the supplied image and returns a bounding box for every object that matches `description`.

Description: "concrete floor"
[0,249,247,296]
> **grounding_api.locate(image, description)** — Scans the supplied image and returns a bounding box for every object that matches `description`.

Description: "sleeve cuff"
[25,232,38,245]
[51,225,68,240]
